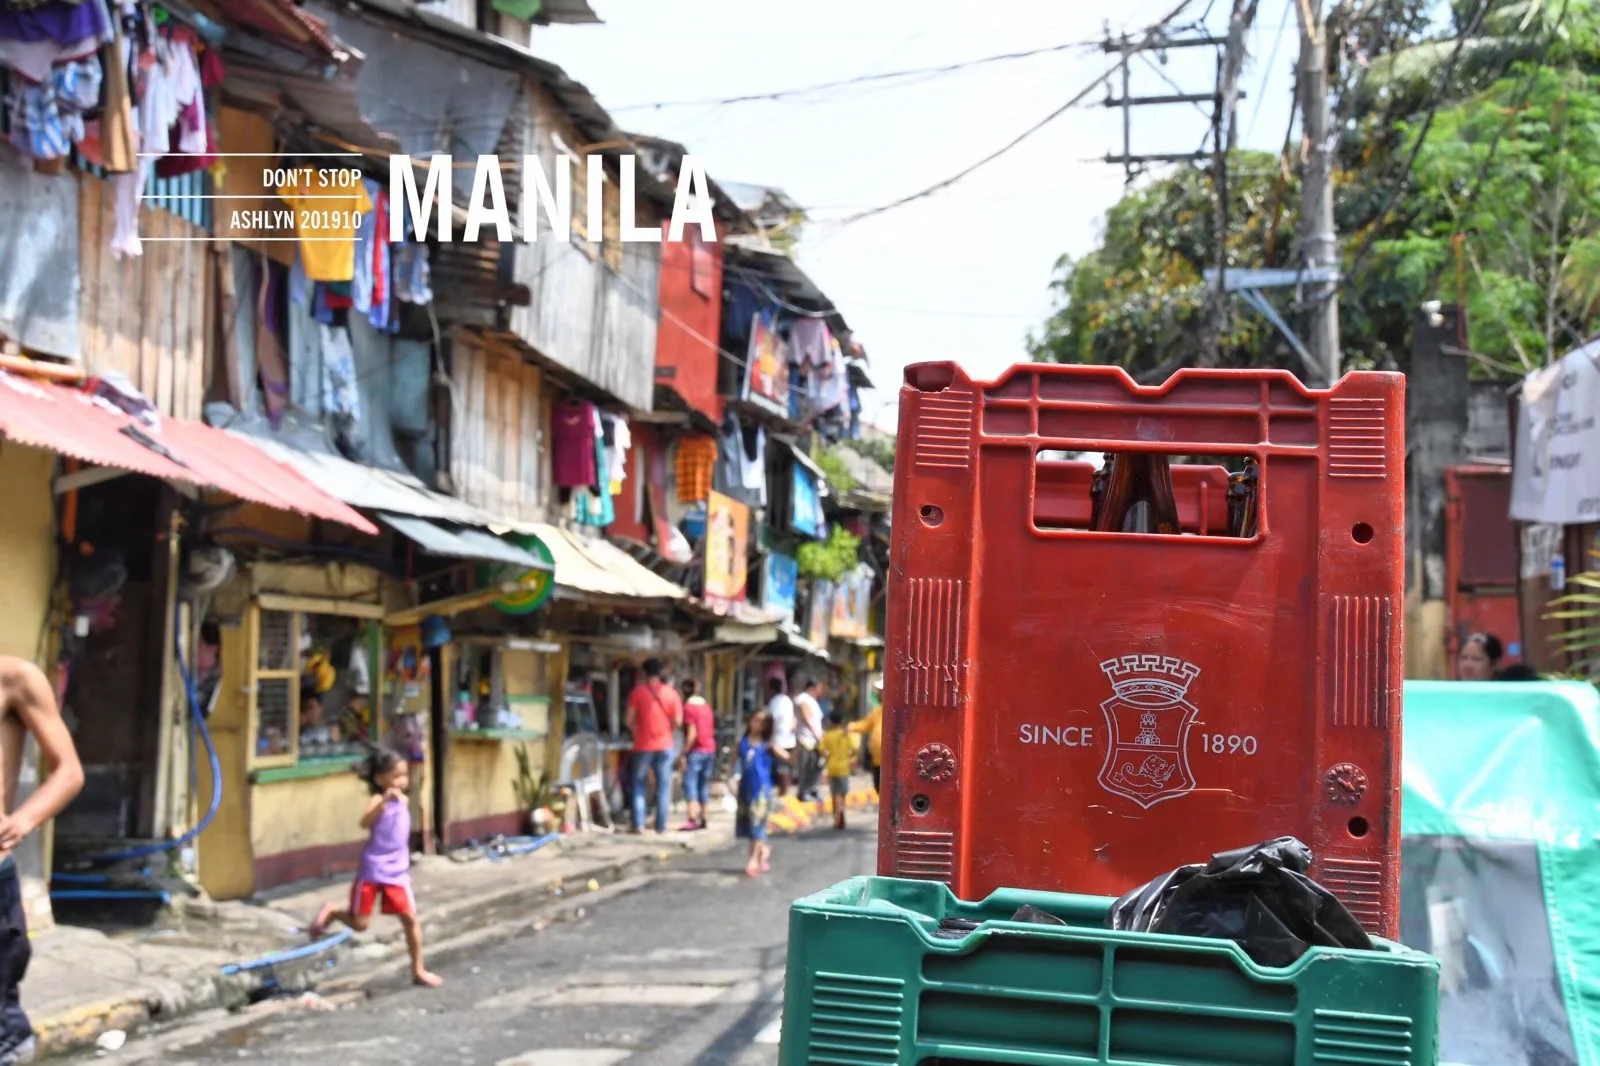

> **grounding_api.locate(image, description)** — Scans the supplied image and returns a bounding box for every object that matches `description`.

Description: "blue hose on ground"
[50,889,171,905]
[503,833,560,857]
[83,619,222,866]
[220,929,353,976]
[49,872,110,884]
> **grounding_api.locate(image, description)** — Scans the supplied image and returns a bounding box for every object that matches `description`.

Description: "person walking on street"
[310,749,441,987]
[627,658,683,834]
[817,711,855,830]
[793,677,825,801]
[766,677,797,797]
[677,679,716,831]
[0,656,85,1064]
[736,709,788,877]
[849,676,884,794]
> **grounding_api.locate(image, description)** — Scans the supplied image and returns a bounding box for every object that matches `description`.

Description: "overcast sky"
[535,0,1301,429]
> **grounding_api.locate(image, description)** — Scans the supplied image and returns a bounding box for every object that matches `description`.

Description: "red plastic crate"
[878,361,1405,938]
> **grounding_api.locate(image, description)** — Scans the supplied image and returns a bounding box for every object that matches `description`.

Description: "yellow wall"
[0,443,57,930]
[1405,584,1450,680]
[0,443,56,660]
[250,773,371,858]
[444,737,535,833]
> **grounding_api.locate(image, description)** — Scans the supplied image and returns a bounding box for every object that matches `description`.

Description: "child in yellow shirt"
[816,712,856,830]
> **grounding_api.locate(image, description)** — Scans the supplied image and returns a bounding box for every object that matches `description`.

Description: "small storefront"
[197,563,412,900]
[432,631,565,848]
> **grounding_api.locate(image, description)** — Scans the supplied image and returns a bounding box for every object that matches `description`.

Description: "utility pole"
[1102,12,1256,367]
[1203,0,1259,365]
[1296,0,1341,384]
[1101,26,1228,181]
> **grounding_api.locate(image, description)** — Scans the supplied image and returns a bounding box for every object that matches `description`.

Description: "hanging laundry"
[255,261,291,425]
[812,337,849,414]
[392,241,433,305]
[351,179,379,315]
[277,164,372,282]
[575,410,613,527]
[606,415,630,497]
[0,1,110,60]
[788,316,832,368]
[153,33,212,176]
[675,434,717,503]
[739,422,766,504]
[552,399,599,488]
[111,26,183,258]
[7,55,100,161]
[76,13,135,173]
[368,184,393,331]
[722,280,764,349]
[319,324,361,423]
[0,0,109,83]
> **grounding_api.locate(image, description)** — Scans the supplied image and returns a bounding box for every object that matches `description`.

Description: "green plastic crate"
[779,876,1439,1066]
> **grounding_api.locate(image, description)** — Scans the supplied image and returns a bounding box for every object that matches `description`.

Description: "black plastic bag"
[1107,836,1375,967]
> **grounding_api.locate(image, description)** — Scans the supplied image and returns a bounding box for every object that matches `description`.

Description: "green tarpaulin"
[1403,680,1600,1066]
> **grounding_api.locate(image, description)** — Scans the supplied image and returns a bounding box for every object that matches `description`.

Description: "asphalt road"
[85,821,877,1066]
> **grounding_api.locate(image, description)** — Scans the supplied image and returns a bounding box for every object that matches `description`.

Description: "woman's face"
[1458,641,1495,680]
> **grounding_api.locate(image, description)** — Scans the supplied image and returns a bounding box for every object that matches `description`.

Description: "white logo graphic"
[1097,655,1202,809]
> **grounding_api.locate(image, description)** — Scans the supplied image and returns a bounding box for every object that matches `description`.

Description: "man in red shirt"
[626,658,683,833]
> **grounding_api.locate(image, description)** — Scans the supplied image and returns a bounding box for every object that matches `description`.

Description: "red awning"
[0,373,377,533]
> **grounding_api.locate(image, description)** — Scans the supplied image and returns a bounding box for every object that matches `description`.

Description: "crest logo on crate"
[1097,655,1201,809]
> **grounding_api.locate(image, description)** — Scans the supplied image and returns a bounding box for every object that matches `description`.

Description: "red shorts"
[350,879,414,918]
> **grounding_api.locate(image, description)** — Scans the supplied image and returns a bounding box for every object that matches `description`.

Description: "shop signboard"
[762,551,799,620]
[705,491,750,604]
[492,534,557,615]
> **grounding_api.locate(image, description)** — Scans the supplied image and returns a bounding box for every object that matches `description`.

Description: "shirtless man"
[0,656,84,1064]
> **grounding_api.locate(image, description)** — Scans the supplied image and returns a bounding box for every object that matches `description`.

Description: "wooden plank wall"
[78,176,211,420]
[450,332,545,524]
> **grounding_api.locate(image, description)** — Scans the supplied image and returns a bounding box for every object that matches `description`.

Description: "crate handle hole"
[919,505,945,527]
[1351,522,1374,544]
[910,793,931,815]
[1347,816,1370,838]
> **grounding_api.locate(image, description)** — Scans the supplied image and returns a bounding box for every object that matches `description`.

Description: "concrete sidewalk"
[31,813,743,1059]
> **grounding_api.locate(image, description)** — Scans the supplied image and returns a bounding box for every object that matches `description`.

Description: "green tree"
[1026,153,1301,378]
[1029,0,1598,379]
[1378,63,1600,370]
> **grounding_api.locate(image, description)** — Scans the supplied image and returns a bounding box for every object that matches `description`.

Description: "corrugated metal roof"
[0,373,375,532]
[523,523,687,601]
[377,513,552,570]
[232,432,496,526]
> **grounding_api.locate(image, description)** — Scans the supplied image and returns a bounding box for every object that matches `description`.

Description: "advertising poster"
[791,464,823,537]
[743,309,790,417]
[704,491,750,603]
[830,565,872,639]
[807,580,832,647]
[762,551,799,620]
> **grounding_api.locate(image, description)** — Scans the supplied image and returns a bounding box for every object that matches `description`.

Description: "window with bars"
[248,606,375,768]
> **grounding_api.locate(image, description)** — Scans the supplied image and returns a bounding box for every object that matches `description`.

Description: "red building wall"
[655,222,723,422]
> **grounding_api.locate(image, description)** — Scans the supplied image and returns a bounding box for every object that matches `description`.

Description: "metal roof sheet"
[523,523,687,601]
[377,513,551,570]
[0,374,375,532]
[231,432,496,526]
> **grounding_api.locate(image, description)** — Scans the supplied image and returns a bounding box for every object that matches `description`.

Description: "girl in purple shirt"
[309,749,442,987]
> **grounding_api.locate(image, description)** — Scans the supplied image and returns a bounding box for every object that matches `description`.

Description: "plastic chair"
[558,733,613,833]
